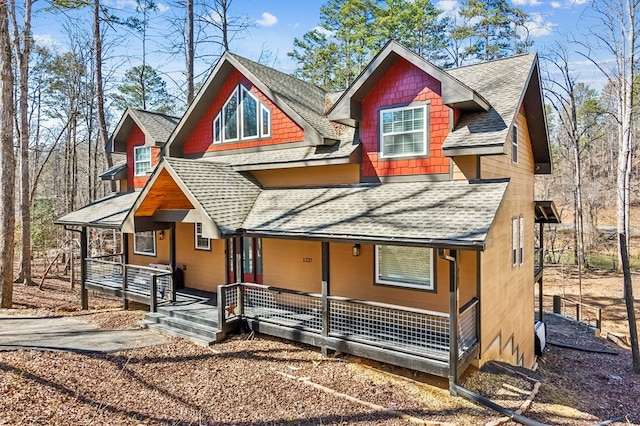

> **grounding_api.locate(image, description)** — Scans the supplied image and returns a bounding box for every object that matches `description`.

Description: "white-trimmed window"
[519,216,524,265]
[511,124,518,164]
[195,222,210,250]
[380,104,428,158]
[213,84,271,144]
[375,245,434,290]
[512,218,518,266]
[134,146,152,176]
[134,231,156,256]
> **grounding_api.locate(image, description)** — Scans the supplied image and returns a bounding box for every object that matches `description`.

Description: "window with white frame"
[380,104,428,158]
[134,146,152,176]
[512,218,518,266]
[511,124,518,164]
[519,216,524,265]
[134,231,156,256]
[213,84,271,144]
[195,222,210,250]
[375,245,434,290]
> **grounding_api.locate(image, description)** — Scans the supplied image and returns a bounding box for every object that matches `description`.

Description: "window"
[512,218,518,266]
[134,231,156,256]
[375,245,433,290]
[380,104,428,158]
[134,146,152,176]
[511,124,518,164]
[519,216,524,265]
[213,84,271,144]
[195,223,210,250]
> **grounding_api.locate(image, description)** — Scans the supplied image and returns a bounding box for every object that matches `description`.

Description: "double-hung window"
[519,216,524,265]
[375,245,434,290]
[512,218,519,266]
[195,222,210,250]
[213,84,271,144]
[134,146,152,176]
[134,231,156,256]
[380,104,428,158]
[511,124,518,164]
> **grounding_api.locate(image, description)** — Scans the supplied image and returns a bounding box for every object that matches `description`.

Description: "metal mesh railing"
[328,297,450,360]
[458,299,478,356]
[85,258,123,287]
[242,284,323,333]
[222,284,241,319]
[125,265,172,301]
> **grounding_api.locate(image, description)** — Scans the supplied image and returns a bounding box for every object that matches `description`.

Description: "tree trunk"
[620,234,640,373]
[186,0,194,104]
[0,0,15,308]
[94,0,115,192]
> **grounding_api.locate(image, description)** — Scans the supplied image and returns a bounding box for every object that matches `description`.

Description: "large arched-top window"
[213,84,271,144]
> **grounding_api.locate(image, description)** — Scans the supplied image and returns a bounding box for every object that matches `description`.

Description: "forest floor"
[0,267,638,425]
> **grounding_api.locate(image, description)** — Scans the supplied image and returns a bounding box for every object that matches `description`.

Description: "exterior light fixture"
[159,229,165,240]
[352,243,361,257]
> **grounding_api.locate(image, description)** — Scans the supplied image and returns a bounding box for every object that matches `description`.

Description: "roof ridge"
[132,108,181,120]
[448,52,535,72]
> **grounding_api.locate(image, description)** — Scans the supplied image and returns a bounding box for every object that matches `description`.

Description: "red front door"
[242,237,262,284]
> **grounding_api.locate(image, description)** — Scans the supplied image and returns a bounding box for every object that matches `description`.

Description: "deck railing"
[84,257,173,311]
[534,247,544,276]
[227,282,478,361]
[543,294,602,332]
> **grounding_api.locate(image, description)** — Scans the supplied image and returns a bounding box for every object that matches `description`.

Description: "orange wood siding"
[478,109,536,368]
[250,164,360,188]
[174,222,226,292]
[182,69,305,155]
[451,155,478,181]
[360,58,451,178]
[261,238,322,293]
[135,169,194,216]
[126,125,160,189]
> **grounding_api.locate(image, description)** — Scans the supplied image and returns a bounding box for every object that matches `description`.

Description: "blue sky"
[31,0,610,96]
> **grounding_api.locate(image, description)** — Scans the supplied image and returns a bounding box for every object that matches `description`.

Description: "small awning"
[100,162,127,181]
[535,200,560,224]
[54,192,139,229]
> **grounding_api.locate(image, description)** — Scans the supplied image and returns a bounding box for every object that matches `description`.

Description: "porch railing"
[224,282,478,361]
[84,257,173,311]
[534,247,543,276]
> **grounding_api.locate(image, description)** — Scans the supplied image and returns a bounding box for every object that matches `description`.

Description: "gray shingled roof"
[229,53,340,140]
[242,180,509,247]
[444,54,536,151]
[54,192,139,229]
[130,109,180,144]
[99,162,127,180]
[165,158,261,235]
[201,129,358,169]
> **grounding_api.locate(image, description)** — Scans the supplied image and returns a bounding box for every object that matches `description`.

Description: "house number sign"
[302,257,313,263]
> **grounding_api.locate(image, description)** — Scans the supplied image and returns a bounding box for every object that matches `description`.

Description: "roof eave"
[443,144,505,157]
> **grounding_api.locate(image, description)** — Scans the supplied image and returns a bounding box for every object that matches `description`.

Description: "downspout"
[538,222,544,323]
[438,248,458,394]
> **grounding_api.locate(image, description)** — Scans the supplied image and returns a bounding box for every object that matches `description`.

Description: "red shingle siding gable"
[360,58,451,178]
[126,124,160,189]
[182,69,305,155]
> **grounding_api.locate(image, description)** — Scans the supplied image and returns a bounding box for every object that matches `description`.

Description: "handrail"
[241,282,323,299]
[328,294,450,318]
[89,253,123,260]
[459,297,478,314]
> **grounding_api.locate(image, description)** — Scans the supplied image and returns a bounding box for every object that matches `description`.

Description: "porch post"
[80,227,88,310]
[321,241,330,356]
[169,223,176,302]
[538,223,544,323]
[122,233,129,310]
[236,236,243,283]
[448,249,459,395]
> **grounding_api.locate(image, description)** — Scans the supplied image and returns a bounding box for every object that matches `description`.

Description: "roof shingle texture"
[55,192,139,229]
[445,53,535,150]
[165,158,261,235]
[131,109,180,144]
[230,53,340,140]
[243,180,508,245]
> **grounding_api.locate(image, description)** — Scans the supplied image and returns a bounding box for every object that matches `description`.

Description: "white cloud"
[256,12,278,27]
[512,0,542,6]
[550,1,562,8]
[313,26,334,37]
[33,34,61,49]
[572,0,589,4]
[157,3,170,13]
[436,0,459,12]
[524,13,556,37]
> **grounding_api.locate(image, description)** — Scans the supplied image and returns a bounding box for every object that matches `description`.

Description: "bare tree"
[0,0,15,307]
[579,0,639,373]
[9,0,36,286]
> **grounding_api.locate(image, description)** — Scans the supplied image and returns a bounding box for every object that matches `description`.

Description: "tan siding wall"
[329,243,477,312]
[451,156,478,181]
[262,238,322,293]
[174,222,226,291]
[250,164,360,188]
[479,110,535,368]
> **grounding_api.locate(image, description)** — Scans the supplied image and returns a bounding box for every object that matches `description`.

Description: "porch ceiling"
[535,200,560,224]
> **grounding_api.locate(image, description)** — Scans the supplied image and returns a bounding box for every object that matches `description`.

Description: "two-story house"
[56,41,559,387]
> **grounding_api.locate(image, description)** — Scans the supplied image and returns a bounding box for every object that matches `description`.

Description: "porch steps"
[142,308,222,347]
